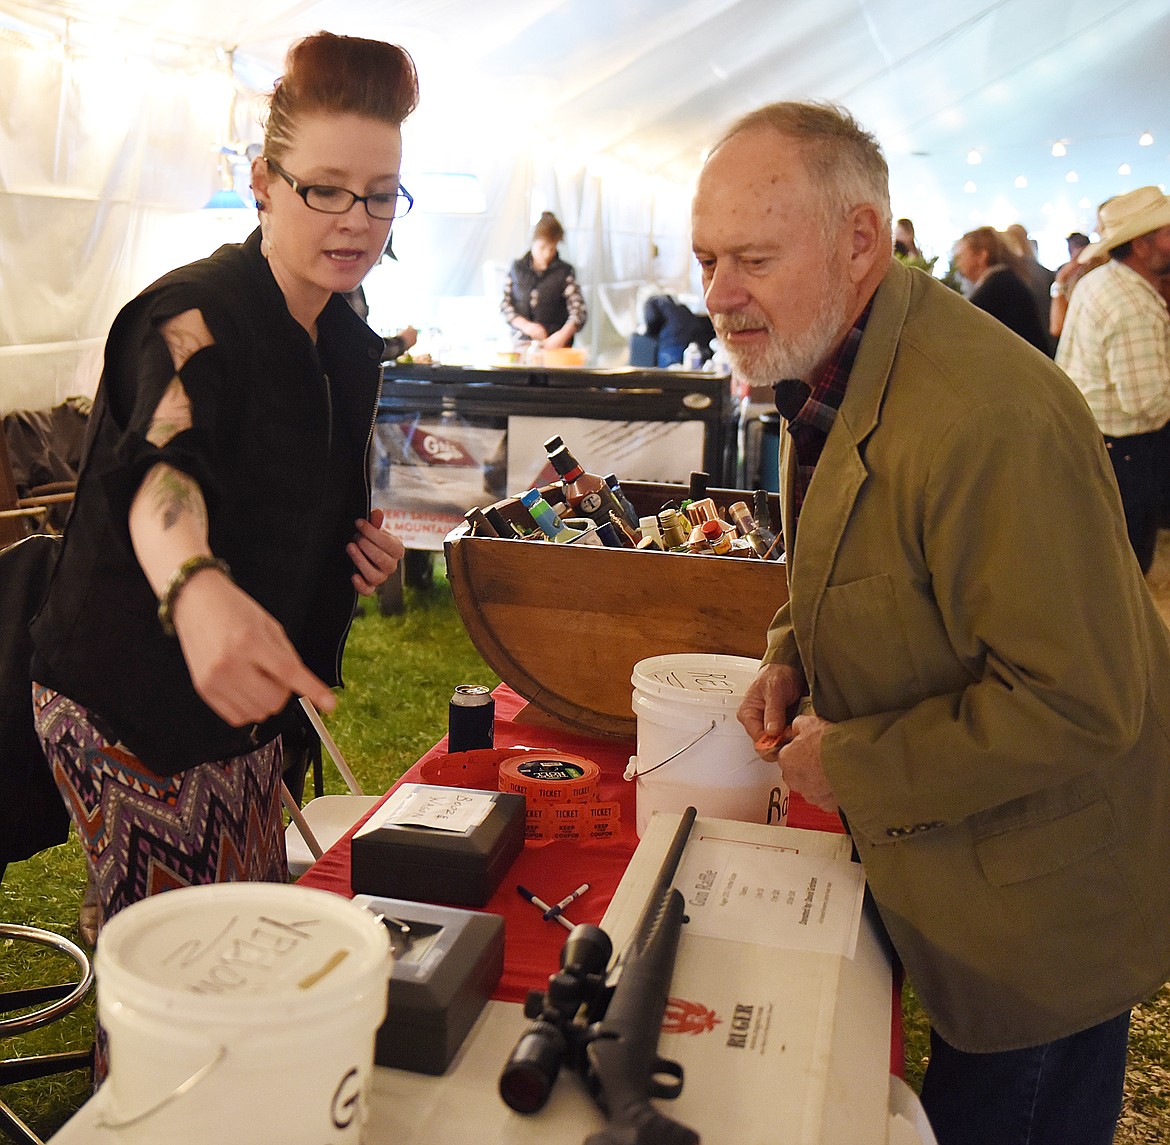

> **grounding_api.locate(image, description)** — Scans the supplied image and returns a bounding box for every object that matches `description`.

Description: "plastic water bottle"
[682,342,703,371]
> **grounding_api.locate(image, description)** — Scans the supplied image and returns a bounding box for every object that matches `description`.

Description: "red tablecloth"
[300,683,842,992]
[297,685,902,1071]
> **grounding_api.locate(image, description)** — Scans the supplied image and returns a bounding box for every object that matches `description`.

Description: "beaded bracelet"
[157,554,232,637]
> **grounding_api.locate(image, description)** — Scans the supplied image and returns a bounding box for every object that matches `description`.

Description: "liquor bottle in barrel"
[603,473,639,527]
[730,500,782,560]
[544,437,626,528]
[464,506,498,537]
[485,505,523,539]
[449,685,495,751]
[518,488,593,544]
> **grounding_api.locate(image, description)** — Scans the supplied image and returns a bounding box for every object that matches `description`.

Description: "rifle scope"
[499,923,613,1113]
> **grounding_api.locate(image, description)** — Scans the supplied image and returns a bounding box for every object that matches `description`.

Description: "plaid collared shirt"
[773,298,874,529]
[1055,259,1170,436]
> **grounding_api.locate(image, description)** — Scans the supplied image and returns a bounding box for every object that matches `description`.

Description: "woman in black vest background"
[501,211,588,348]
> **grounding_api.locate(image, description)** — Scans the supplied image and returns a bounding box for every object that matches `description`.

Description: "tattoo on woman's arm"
[144,465,207,533]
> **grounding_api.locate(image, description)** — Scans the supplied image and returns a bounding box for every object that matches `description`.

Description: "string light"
[963,180,977,193]
[1051,140,1067,158]
[1014,175,1028,188]
[1138,131,1154,147]
[1065,170,1079,183]
[967,149,982,165]
[1118,163,1132,175]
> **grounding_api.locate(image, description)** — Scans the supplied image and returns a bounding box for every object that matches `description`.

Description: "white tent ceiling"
[7,0,1166,233]
[1,0,1168,406]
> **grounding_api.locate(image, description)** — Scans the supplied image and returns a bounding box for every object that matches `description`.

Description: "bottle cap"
[701,519,723,539]
[546,446,578,478]
[543,435,564,452]
[519,488,542,508]
[689,497,719,522]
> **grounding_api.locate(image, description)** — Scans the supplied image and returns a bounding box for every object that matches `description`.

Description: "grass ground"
[4,545,1170,1142]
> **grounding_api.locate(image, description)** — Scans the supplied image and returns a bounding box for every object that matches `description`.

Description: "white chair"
[887,1074,940,1145]
[283,699,382,879]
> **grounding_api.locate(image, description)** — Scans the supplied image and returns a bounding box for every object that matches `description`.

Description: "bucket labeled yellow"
[93,882,391,1144]
[627,653,788,836]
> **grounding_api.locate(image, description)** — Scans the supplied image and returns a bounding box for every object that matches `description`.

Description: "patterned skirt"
[32,684,288,933]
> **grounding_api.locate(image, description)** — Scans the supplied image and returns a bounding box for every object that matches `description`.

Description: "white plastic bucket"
[93,882,391,1145]
[628,653,789,836]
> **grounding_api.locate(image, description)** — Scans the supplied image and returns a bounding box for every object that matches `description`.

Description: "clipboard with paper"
[599,813,892,1145]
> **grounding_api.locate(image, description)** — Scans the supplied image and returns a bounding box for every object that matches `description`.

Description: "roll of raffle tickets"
[497,751,619,841]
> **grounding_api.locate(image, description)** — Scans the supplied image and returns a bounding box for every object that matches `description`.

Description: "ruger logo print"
[663,996,722,1035]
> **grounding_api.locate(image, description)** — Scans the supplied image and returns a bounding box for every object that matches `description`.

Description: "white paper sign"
[676,833,865,957]
[354,785,495,838]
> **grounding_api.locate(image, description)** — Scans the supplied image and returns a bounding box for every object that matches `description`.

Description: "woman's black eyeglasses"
[265,157,413,220]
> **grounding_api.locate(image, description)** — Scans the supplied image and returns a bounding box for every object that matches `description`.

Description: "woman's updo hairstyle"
[262,32,419,162]
[532,211,565,245]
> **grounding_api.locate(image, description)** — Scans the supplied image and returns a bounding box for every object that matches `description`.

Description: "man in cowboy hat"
[1056,185,1170,573]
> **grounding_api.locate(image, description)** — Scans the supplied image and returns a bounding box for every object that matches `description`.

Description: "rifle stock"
[583,886,698,1145]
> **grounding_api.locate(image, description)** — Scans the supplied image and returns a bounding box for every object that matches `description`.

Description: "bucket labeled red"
[627,653,789,836]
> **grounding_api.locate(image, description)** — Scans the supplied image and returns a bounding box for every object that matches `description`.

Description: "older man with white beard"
[693,101,1170,1145]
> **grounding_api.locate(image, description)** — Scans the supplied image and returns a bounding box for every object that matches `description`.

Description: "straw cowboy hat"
[1079,185,1170,262]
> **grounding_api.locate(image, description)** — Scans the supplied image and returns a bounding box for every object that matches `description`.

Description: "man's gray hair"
[712,101,893,245]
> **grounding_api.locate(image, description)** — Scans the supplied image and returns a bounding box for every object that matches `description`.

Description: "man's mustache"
[713,313,770,336]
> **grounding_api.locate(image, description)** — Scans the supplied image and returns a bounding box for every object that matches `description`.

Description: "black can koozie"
[448,684,495,752]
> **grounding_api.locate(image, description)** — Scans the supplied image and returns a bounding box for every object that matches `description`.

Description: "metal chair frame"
[0,923,95,1145]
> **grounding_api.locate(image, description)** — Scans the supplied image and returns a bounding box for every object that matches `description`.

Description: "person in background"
[642,293,716,367]
[952,225,1052,353]
[1056,186,1170,574]
[1049,231,1097,340]
[29,31,413,939]
[894,217,936,274]
[501,211,587,348]
[1003,222,1056,349]
[691,99,1170,1145]
[894,217,921,259]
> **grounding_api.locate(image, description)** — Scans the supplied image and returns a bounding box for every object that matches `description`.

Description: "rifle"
[499,807,699,1145]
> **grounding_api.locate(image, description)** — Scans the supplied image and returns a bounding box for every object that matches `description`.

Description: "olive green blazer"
[766,258,1170,1051]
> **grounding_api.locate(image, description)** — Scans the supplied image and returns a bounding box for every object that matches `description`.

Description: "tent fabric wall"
[0,5,695,409]
[0,27,241,410]
[2,0,1168,412]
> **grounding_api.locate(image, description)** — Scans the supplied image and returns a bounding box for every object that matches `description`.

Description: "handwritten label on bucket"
[163,914,346,996]
[664,670,738,693]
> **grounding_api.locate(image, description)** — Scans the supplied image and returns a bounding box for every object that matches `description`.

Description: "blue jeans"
[919,1011,1130,1145]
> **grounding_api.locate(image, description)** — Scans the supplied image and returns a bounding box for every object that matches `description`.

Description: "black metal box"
[350,785,525,906]
[353,895,505,1075]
